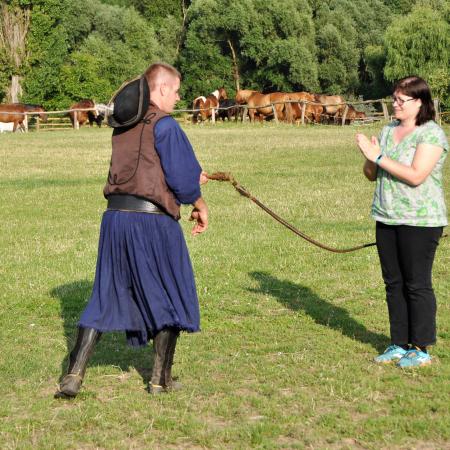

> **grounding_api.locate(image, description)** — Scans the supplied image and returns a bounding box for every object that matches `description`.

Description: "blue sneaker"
[374,345,407,364]
[397,349,432,368]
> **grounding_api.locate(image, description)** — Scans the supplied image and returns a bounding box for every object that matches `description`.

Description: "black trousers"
[376,222,443,347]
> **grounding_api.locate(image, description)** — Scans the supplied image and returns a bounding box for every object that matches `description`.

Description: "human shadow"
[50,280,152,388]
[248,271,388,351]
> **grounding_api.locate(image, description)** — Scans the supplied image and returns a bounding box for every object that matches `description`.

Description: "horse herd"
[0,100,106,132]
[0,87,366,133]
[193,88,367,125]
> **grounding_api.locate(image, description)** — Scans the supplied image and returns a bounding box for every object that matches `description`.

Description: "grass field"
[0,122,449,449]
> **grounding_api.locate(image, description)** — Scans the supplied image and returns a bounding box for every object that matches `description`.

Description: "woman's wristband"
[374,154,383,165]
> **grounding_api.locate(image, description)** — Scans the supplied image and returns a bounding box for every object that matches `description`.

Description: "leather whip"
[207,172,447,253]
[207,172,376,254]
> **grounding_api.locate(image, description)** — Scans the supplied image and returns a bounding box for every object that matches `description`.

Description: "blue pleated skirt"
[79,210,200,347]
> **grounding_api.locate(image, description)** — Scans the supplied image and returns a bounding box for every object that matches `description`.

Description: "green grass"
[0,122,449,449]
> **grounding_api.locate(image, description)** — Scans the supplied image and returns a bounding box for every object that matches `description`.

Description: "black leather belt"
[107,195,165,214]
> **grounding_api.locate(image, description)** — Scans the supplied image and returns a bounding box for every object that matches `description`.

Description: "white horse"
[92,103,113,127]
[0,122,23,133]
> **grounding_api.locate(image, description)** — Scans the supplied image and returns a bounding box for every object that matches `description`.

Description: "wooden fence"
[185,98,442,126]
[0,99,444,132]
[0,107,98,132]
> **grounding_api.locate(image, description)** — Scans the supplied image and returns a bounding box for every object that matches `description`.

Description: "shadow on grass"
[50,280,152,387]
[248,271,388,351]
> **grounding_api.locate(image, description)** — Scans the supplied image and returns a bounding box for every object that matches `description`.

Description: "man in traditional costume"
[55,62,208,398]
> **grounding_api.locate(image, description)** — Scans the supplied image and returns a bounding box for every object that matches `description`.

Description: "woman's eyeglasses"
[392,96,415,106]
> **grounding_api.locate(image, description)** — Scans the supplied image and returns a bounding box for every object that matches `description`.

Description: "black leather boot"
[54,327,101,399]
[164,330,182,391]
[149,328,180,394]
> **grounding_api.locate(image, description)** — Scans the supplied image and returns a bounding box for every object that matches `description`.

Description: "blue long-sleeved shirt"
[154,116,202,205]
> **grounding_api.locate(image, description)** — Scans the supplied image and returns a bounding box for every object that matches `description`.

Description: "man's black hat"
[107,75,150,128]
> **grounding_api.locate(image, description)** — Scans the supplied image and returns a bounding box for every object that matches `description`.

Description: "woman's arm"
[356,133,444,186]
[357,134,378,181]
[363,159,377,181]
[378,143,443,186]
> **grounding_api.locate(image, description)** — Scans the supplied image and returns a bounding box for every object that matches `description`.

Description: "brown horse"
[200,94,218,121]
[0,103,47,132]
[314,94,346,123]
[334,105,367,125]
[217,87,228,100]
[192,88,227,123]
[247,92,292,122]
[288,92,323,124]
[235,89,259,121]
[192,96,206,123]
[69,99,100,128]
[235,89,258,105]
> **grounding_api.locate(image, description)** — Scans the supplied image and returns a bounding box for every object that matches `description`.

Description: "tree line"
[0,0,449,111]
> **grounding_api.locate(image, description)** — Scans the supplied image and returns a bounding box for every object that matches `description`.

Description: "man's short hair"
[144,63,181,91]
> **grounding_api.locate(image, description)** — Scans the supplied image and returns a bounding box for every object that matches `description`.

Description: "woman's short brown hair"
[393,76,435,126]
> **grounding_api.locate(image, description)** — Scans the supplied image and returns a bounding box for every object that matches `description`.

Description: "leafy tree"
[382,0,416,15]
[247,0,318,92]
[178,0,254,102]
[313,3,358,94]
[116,0,189,63]
[5,0,449,111]
[22,0,70,108]
[127,0,186,28]
[310,0,391,95]
[22,0,161,108]
[360,45,390,99]
[58,41,113,107]
[62,1,96,52]
[384,5,450,107]
[156,15,185,64]
[179,0,318,102]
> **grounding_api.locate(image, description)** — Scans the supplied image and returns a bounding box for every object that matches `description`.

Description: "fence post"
[23,114,28,132]
[211,107,215,123]
[381,100,389,120]
[433,98,440,125]
[242,105,248,122]
[36,115,40,132]
[74,110,79,130]
[272,104,278,123]
[341,104,349,126]
[300,102,306,125]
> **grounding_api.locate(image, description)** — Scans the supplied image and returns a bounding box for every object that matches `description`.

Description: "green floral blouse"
[372,120,449,226]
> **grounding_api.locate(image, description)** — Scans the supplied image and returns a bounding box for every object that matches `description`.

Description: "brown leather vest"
[103,103,181,220]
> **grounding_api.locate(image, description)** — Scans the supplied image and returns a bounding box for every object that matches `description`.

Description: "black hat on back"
[107,75,150,128]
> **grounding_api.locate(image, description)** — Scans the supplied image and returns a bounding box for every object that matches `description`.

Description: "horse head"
[218,87,228,100]
[20,104,48,123]
[89,103,103,127]
[95,103,113,127]
[37,107,48,123]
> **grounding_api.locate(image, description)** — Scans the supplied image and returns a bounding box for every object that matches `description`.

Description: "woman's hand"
[356,133,381,162]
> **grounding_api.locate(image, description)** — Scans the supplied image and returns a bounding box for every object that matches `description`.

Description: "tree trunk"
[175,0,189,57]
[8,75,22,103]
[0,4,30,103]
[227,38,240,92]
